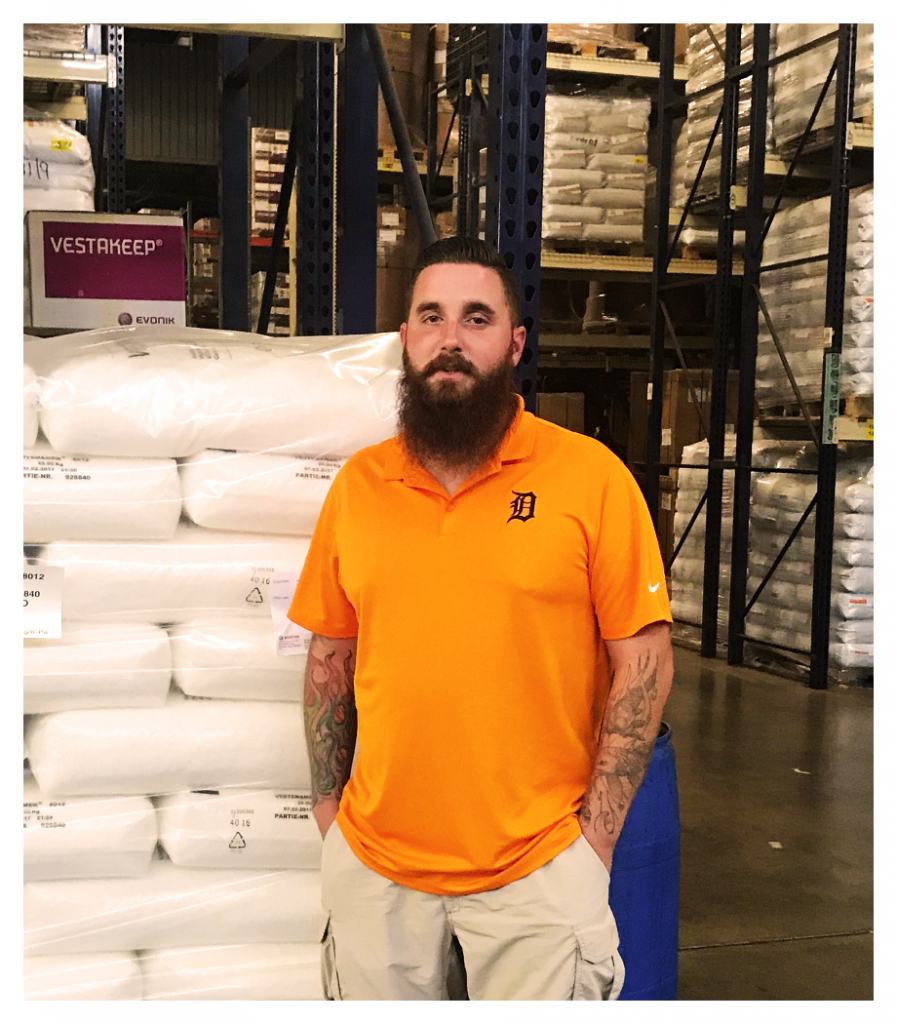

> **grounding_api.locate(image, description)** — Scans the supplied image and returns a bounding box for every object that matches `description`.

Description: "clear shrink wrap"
[138,943,323,1000]
[168,617,304,701]
[24,622,172,713]
[27,325,401,459]
[24,117,95,212]
[20,325,398,999]
[24,952,144,1001]
[156,788,321,869]
[24,861,324,954]
[24,361,39,447]
[24,693,310,796]
[24,774,158,882]
[31,525,311,624]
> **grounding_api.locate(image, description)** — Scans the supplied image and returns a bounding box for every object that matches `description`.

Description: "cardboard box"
[25,211,186,330]
[536,392,586,433]
[628,369,739,472]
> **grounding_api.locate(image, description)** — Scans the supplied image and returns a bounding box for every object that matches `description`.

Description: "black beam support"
[645,24,677,526]
[728,24,770,666]
[104,25,126,213]
[218,34,251,332]
[297,41,336,336]
[364,25,437,250]
[337,25,378,333]
[810,24,857,690]
[700,24,741,659]
[484,24,547,412]
[225,38,291,89]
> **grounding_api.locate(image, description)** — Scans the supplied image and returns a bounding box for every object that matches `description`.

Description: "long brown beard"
[397,344,520,470]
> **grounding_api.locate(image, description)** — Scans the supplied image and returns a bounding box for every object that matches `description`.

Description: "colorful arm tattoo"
[303,634,358,808]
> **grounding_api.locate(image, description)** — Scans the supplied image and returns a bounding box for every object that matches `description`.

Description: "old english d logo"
[508,490,537,523]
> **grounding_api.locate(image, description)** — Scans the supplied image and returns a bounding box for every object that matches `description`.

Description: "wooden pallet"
[548,40,649,61]
[543,238,646,258]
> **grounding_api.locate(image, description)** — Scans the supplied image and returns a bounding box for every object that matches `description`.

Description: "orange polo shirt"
[288,398,671,895]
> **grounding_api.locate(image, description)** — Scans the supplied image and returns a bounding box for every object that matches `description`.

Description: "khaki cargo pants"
[320,821,625,1000]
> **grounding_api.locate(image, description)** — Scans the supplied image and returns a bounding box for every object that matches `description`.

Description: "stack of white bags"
[24,118,95,215]
[757,186,873,409]
[542,91,651,244]
[669,438,736,633]
[23,324,403,999]
[770,24,873,153]
[746,443,874,677]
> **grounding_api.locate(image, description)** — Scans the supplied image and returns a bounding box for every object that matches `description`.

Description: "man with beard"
[287,236,673,1001]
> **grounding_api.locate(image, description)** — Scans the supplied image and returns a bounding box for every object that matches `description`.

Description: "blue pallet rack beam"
[337,25,378,333]
[218,34,251,332]
[484,24,547,413]
[297,40,336,336]
[364,24,437,250]
[727,24,771,666]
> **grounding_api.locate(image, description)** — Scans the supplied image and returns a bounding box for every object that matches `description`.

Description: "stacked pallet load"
[23,325,403,999]
[24,117,95,214]
[681,25,769,201]
[251,127,289,239]
[770,24,873,154]
[669,437,736,634]
[745,443,873,682]
[756,186,873,410]
[542,89,651,246]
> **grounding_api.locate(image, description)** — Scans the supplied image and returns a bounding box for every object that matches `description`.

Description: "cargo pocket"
[321,914,343,1001]
[572,928,625,1001]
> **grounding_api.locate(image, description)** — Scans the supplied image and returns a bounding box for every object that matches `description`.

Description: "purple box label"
[43,221,185,301]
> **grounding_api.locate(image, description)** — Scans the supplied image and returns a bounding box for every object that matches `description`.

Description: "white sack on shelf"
[543,203,606,225]
[30,327,401,459]
[581,187,646,209]
[833,593,873,619]
[582,224,643,243]
[168,618,304,701]
[24,119,93,166]
[543,167,609,189]
[180,449,344,537]
[545,183,582,204]
[25,694,310,796]
[24,861,323,954]
[543,148,587,169]
[138,943,323,1000]
[24,442,182,542]
[24,952,144,1001]
[156,789,321,870]
[34,524,310,624]
[24,623,171,714]
[24,775,158,882]
[25,362,39,447]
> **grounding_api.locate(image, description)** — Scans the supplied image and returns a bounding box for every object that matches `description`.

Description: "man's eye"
[468,315,487,325]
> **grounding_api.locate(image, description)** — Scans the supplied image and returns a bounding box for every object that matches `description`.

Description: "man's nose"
[438,319,463,350]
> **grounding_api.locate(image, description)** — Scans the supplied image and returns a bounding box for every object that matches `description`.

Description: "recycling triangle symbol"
[229,832,246,849]
[245,587,264,604]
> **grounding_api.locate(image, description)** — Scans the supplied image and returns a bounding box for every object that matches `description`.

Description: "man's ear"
[399,322,408,348]
[510,325,527,366]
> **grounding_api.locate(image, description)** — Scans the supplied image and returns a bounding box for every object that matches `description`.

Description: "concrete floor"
[664,645,874,1000]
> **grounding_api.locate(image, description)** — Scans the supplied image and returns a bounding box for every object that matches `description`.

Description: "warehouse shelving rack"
[647,24,872,688]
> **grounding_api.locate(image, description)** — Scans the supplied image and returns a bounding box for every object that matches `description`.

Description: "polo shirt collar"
[383,394,535,486]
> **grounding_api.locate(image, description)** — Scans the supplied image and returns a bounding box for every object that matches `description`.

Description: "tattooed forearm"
[303,635,358,809]
[579,629,672,854]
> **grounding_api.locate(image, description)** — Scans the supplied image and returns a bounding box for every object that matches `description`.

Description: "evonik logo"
[49,236,163,256]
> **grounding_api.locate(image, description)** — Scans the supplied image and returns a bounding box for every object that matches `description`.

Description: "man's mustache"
[423,353,477,377]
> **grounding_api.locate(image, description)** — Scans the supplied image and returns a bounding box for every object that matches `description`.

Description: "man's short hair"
[405,236,522,328]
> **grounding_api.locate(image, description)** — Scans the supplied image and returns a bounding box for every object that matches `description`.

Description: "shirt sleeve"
[589,455,672,641]
[287,470,359,638]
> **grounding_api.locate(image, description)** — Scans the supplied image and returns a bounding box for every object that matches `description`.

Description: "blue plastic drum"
[608,721,680,1000]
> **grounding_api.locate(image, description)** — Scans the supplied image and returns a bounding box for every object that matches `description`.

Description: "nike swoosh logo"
[649,582,660,593]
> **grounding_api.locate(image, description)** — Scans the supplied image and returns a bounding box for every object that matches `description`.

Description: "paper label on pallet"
[661,428,672,447]
[270,571,312,655]
[23,565,64,639]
